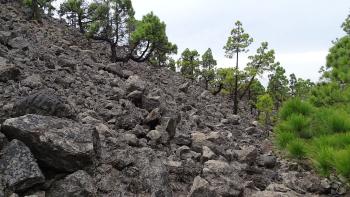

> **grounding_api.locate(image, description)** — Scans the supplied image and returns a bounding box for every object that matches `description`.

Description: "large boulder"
[12,90,74,119]
[1,114,94,172]
[0,64,20,82]
[0,139,45,192]
[47,170,97,197]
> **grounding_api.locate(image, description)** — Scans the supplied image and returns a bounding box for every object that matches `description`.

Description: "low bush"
[279,98,313,121]
[287,139,307,159]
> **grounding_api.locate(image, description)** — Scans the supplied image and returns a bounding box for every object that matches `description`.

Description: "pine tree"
[59,0,88,33]
[342,11,350,35]
[224,20,253,114]
[289,73,297,96]
[201,48,217,90]
[241,42,276,99]
[87,0,135,62]
[267,64,289,110]
[177,48,200,81]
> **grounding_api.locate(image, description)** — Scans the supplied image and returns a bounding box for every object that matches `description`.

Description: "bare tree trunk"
[32,0,40,21]
[233,50,239,114]
[110,42,117,62]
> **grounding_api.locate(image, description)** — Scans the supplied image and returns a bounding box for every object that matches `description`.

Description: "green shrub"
[334,148,350,178]
[275,131,297,149]
[313,133,350,150]
[279,98,313,121]
[310,146,335,176]
[277,114,312,138]
[287,139,307,159]
[313,108,350,135]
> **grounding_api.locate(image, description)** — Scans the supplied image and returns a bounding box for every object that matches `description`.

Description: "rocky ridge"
[0,1,348,196]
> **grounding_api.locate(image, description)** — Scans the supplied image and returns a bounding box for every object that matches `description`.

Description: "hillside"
[0,1,348,197]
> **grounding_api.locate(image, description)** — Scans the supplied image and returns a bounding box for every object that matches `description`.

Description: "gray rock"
[47,170,97,197]
[12,90,74,118]
[137,150,172,197]
[0,64,20,82]
[142,95,161,112]
[115,99,147,130]
[179,82,189,93]
[188,176,217,197]
[202,146,216,162]
[103,63,124,78]
[147,130,162,141]
[0,139,45,192]
[164,117,177,139]
[21,74,42,88]
[235,146,258,165]
[123,133,138,146]
[1,114,94,172]
[257,154,277,169]
[0,31,12,45]
[202,160,243,196]
[125,75,146,93]
[58,55,78,69]
[227,114,240,125]
[144,108,161,127]
[126,90,143,104]
[8,37,29,50]
[0,132,8,150]
[173,133,192,146]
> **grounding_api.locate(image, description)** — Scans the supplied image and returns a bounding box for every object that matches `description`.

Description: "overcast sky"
[132,0,350,83]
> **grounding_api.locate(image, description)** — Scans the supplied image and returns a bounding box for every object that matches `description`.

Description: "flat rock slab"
[0,139,45,192]
[1,114,94,172]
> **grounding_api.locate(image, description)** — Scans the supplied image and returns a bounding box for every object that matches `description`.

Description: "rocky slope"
[0,1,348,197]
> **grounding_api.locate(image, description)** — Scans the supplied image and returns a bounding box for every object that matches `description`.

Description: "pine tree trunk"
[32,0,40,21]
[233,50,239,114]
[110,43,117,62]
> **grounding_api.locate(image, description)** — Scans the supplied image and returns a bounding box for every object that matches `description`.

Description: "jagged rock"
[138,153,172,197]
[0,139,45,192]
[227,114,240,125]
[115,99,147,130]
[142,94,161,112]
[103,63,124,77]
[127,90,143,104]
[0,132,7,150]
[8,37,29,50]
[176,145,191,159]
[0,31,12,45]
[47,170,97,197]
[188,176,217,197]
[125,75,146,93]
[164,117,177,139]
[144,108,161,128]
[21,74,42,88]
[131,124,147,138]
[191,132,214,153]
[202,160,243,196]
[0,64,20,82]
[1,114,94,172]
[12,90,74,118]
[58,54,78,69]
[257,154,277,169]
[179,82,189,93]
[234,145,258,165]
[202,146,216,161]
[173,133,192,146]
